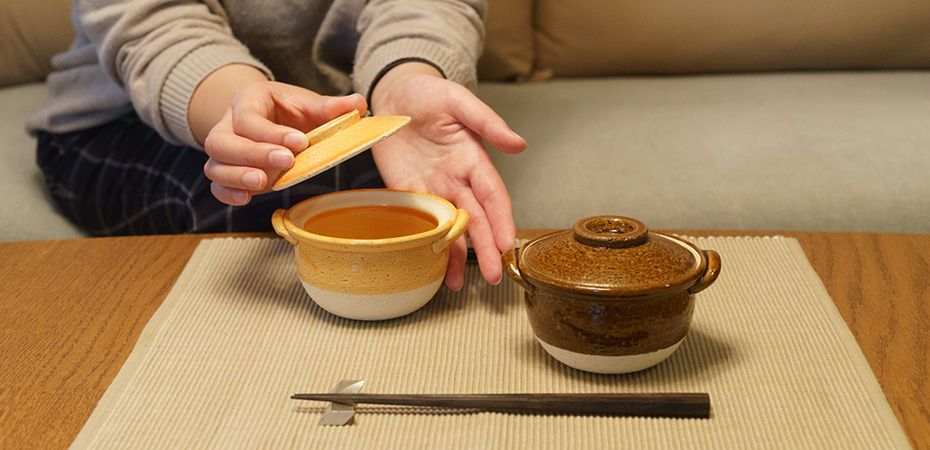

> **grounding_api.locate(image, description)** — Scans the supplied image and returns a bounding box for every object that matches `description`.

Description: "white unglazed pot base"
[300,278,443,321]
[537,338,685,374]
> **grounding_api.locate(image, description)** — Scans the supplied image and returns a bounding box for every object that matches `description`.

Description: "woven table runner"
[71,237,909,449]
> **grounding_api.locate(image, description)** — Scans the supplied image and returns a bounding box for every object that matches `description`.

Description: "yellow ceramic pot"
[272,189,468,320]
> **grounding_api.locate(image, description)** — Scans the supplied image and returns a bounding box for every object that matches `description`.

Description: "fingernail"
[242,171,263,190]
[284,132,308,149]
[232,190,250,204]
[269,149,293,168]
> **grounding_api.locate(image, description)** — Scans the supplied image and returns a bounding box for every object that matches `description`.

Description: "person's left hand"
[369,63,526,290]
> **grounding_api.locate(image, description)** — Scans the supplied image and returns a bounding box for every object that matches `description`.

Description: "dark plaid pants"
[35,112,384,236]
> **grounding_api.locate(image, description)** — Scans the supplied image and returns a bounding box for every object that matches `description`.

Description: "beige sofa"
[3,0,930,242]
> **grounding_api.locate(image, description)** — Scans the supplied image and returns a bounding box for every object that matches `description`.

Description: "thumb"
[485,120,527,155]
[287,94,368,151]
[448,88,526,154]
[267,87,367,152]
[318,93,368,124]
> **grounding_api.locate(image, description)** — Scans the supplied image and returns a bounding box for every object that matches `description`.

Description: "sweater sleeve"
[352,0,486,100]
[72,0,271,148]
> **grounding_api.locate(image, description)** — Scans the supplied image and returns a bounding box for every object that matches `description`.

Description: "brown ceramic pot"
[502,216,721,373]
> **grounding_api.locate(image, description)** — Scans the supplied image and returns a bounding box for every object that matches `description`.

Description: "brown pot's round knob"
[572,216,648,248]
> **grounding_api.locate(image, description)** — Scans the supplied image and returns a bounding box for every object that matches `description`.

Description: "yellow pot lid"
[272,111,410,191]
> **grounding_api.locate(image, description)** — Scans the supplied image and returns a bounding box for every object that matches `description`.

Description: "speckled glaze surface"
[519,216,709,296]
[522,286,694,356]
[273,189,468,320]
[503,216,721,372]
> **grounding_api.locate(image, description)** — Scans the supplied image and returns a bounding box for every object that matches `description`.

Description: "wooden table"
[1,231,928,449]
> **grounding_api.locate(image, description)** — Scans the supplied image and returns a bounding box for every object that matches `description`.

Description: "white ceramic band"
[537,338,684,374]
[301,278,443,321]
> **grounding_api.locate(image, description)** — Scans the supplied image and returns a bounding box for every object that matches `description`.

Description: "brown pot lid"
[518,216,705,296]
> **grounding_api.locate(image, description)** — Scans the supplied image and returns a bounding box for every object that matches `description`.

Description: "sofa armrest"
[0,0,75,87]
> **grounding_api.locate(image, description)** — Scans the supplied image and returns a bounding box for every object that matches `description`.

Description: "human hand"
[369,63,527,290]
[202,79,367,205]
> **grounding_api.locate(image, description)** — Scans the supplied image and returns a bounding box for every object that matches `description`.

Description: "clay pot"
[502,216,721,374]
[272,189,468,320]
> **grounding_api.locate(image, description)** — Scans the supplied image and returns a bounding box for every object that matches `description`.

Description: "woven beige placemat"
[71,237,909,449]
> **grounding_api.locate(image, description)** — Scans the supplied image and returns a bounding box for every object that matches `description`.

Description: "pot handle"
[502,249,535,294]
[432,209,469,253]
[689,249,721,294]
[271,209,298,246]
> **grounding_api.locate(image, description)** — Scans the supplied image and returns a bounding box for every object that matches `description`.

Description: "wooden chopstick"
[291,393,710,418]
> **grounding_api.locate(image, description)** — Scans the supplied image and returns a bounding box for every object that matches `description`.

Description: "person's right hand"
[200,79,367,205]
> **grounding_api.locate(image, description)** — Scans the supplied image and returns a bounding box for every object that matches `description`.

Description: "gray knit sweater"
[27,0,485,149]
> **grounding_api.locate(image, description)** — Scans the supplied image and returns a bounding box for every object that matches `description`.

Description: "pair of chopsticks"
[291,392,710,418]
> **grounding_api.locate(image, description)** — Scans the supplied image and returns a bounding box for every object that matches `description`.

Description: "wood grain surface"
[0,231,927,449]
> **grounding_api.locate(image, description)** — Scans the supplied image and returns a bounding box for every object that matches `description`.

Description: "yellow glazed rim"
[278,189,459,252]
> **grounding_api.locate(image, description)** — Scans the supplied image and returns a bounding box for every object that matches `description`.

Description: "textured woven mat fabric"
[70,237,909,449]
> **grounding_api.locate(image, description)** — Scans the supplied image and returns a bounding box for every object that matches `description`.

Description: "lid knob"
[572,216,648,248]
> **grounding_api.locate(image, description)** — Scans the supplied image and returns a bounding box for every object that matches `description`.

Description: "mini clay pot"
[273,189,468,320]
[502,216,721,374]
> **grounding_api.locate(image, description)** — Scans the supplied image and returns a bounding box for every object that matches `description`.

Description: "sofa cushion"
[477,0,535,81]
[477,72,930,234]
[0,83,87,241]
[535,0,930,77]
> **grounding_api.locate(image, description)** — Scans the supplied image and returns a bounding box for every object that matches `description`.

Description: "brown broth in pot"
[303,205,439,239]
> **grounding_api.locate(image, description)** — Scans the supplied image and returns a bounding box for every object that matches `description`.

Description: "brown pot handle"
[502,249,535,294]
[689,249,721,294]
[573,216,648,248]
